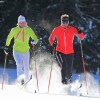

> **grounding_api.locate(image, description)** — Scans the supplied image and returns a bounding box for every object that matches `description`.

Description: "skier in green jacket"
[4,15,38,84]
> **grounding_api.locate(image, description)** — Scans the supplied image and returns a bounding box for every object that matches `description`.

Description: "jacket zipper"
[64,29,67,53]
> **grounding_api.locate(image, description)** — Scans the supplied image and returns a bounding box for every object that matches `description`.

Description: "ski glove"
[77,27,82,34]
[52,37,57,48]
[31,40,37,45]
[52,41,57,48]
[31,40,37,50]
[4,46,9,54]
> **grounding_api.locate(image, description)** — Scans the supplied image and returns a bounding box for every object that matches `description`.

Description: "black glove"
[4,46,9,54]
[52,37,57,48]
[31,40,36,45]
[52,41,57,48]
[77,27,82,34]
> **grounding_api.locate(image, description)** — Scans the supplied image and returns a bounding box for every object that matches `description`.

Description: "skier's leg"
[22,52,30,83]
[61,54,68,84]
[13,51,24,78]
[65,54,74,84]
[56,52,63,67]
[56,52,66,84]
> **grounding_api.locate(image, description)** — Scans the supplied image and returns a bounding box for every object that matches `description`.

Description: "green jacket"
[6,26,38,53]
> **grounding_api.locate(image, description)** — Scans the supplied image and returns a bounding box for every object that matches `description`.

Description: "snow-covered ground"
[0,53,100,100]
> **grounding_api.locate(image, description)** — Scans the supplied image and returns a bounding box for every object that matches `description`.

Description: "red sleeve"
[49,28,56,46]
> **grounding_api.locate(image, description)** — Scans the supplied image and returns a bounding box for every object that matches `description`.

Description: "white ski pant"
[13,51,30,83]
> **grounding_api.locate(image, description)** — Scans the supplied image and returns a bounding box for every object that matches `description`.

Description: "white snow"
[0,84,100,100]
[0,53,100,100]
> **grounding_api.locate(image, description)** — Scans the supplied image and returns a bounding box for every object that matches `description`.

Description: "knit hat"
[18,15,26,23]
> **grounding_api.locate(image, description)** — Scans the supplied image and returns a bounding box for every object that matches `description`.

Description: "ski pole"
[34,51,39,92]
[48,47,55,93]
[48,58,53,93]
[2,54,8,90]
[80,40,88,94]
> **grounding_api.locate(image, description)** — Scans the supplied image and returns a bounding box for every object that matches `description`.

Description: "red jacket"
[49,25,84,54]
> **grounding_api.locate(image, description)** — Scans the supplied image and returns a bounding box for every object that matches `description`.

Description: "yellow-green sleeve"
[6,28,14,46]
[29,28,38,44]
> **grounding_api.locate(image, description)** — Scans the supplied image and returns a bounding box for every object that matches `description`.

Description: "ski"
[77,83,82,89]
[21,75,32,88]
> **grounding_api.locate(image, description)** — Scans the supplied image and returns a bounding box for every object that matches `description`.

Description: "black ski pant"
[56,52,74,84]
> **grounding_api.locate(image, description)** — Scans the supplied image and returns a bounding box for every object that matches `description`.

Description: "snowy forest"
[0,0,100,74]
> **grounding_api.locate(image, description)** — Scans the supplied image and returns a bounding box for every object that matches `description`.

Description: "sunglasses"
[62,20,69,24]
[61,17,69,23]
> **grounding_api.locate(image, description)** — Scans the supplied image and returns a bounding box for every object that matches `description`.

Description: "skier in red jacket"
[49,14,84,84]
